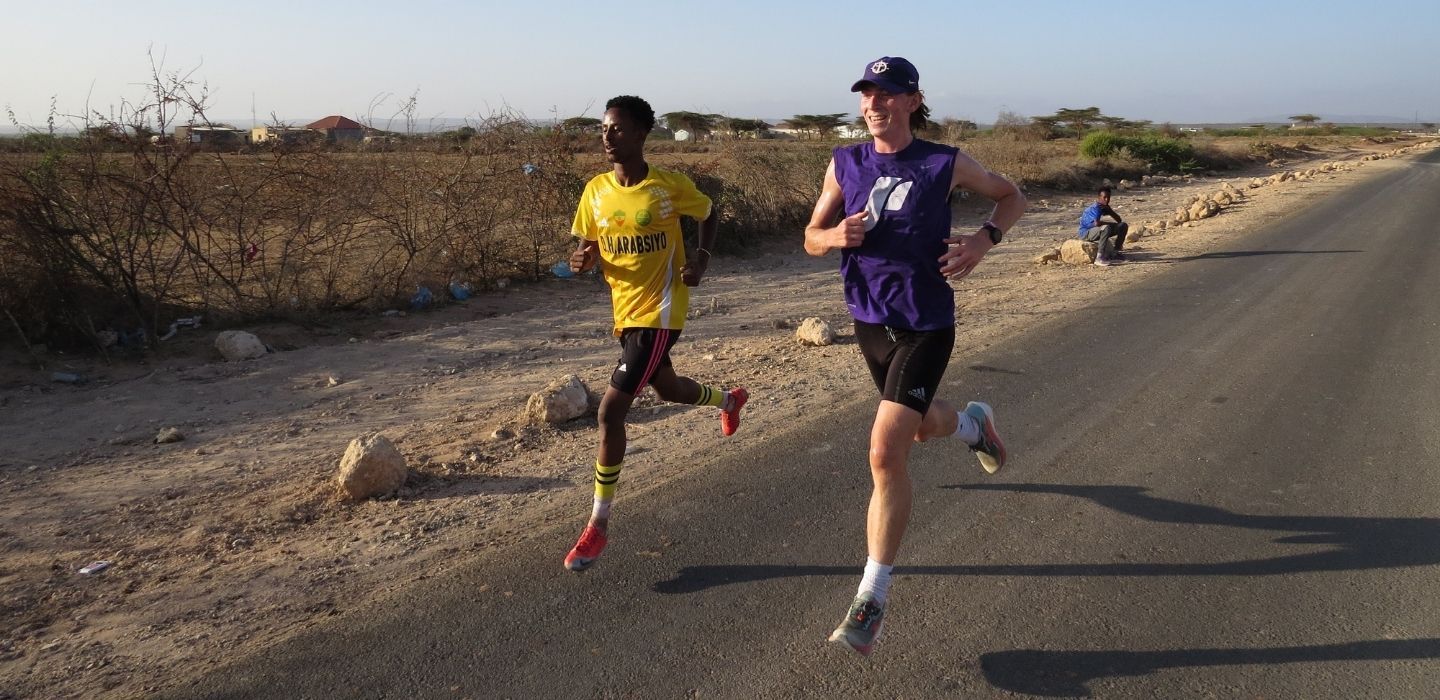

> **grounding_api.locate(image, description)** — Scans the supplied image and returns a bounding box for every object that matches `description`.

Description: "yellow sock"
[594,460,622,501]
[694,385,727,408]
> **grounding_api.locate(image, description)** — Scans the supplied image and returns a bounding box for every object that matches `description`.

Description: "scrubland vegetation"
[1,83,1413,354]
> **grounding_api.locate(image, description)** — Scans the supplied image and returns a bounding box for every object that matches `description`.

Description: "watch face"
[985,224,1002,244]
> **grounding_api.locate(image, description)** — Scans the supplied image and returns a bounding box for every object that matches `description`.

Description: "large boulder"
[335,434,407,501]
[523,374,590,424]
[1060,239,1097,265]
[215,331,267,361]
[795,317,836,347]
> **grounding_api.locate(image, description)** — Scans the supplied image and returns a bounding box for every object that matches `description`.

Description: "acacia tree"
[787,113,848,138]
[1032,107,1104,138]
[560,116,601,133]
[662,111,721,138]
[1289,114,1321,127]
[722,117,770,138]
[1098,115,1152,131]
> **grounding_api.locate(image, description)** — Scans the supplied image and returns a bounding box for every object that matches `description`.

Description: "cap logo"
[870,60,889,74]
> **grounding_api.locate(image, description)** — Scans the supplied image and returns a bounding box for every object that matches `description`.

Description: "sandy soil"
[1,137,1433,699]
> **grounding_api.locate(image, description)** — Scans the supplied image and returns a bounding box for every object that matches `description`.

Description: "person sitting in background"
[1078,185,1128,266]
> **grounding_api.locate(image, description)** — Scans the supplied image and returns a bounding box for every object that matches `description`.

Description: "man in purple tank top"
[803,56,1027,656]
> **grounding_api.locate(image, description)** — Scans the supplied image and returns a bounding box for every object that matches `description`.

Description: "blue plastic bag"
[551,261,575,279]
[409,285,434,310]
[448,281,472,301]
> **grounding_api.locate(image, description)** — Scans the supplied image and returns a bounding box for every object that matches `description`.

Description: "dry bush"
[706,141,830,251]
[0,74,583,348]
[957,135,1103,189]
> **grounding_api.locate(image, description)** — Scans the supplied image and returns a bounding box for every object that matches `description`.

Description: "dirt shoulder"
[1,137,1435,699]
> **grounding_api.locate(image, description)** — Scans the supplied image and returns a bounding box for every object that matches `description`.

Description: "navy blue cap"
[850,56,920,94]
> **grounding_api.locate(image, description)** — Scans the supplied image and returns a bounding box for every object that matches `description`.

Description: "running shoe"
[1093,255,1113,267]
[964,401,1007,474]
[1111,250,1128,261]
[564,524,607,571]
[721,387,749,437]
[829,594,886,656]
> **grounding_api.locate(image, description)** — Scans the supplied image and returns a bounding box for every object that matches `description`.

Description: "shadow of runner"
[651,484,1440,593]
[955,483,1440,576]
[1171,248,1362,261]
[979,638,1440,697]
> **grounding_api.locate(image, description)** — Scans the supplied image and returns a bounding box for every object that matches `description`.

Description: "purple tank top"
[833,139,958,331]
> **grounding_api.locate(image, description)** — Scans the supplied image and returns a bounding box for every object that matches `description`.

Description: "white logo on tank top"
[862,177,912,231]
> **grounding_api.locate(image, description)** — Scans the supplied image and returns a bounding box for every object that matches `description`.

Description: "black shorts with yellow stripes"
[610,327,682,396]
[853,319,955,414]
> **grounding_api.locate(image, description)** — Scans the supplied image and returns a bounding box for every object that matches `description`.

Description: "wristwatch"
[980,221,1003,245]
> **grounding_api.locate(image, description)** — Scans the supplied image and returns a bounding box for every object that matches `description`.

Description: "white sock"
[591,497,612,521]
[857,557,893,605]
[720,391,734,411]
[953,410,981,446]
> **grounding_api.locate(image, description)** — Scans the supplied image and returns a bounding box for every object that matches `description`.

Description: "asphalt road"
[167,150,1440,699]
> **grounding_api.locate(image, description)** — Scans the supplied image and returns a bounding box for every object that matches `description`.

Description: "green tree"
[560,116,601,133]
[662,111,720,138]
[723,117,770,137]
[1289,114,1321,127]
[1097,115,1152,131]
[787,113,848,138]
[1033,107,1104,138]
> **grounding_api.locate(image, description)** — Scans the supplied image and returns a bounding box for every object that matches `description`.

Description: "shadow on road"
[979,638,1440,697]
[652,484,1440,593]
[1172,248,1362,261]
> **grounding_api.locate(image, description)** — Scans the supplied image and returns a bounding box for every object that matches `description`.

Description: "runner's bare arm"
[682,206,720,286]
[804,159,867,256]
[938,152,1027,279]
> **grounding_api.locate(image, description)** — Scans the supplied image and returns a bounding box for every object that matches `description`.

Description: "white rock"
[335,434,407,501]
[522,374,591,424]
[795,317,836,346]
[214,331,267,361]
[1060,239,1097,265]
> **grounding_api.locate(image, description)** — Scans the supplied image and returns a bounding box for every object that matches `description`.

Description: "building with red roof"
[304,115,367,143]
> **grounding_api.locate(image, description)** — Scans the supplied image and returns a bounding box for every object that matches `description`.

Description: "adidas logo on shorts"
[908,387,926,401]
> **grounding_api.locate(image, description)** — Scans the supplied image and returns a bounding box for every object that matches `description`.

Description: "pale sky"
[2,0,1437,129]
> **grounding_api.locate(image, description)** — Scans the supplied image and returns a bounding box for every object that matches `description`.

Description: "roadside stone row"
[1035,141,1440,267]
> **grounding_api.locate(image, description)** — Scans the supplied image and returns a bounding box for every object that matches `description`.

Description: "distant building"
[251,126,314,145]
[173,125,249,147]
[305,115,367,143]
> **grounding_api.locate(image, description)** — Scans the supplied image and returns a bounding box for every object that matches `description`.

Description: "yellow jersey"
[571,167,713,335]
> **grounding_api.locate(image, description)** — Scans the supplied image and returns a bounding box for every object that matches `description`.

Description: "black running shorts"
[853,320,955,414]
[610,327,682,395]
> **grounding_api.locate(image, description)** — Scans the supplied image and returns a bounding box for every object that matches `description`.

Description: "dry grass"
[0,124,1367,353]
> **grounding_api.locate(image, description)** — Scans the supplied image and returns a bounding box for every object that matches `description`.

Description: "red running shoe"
[564,524,607,571]
[721,387,748,437]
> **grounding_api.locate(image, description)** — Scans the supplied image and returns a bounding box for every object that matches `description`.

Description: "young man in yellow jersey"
[563,95,748,572]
